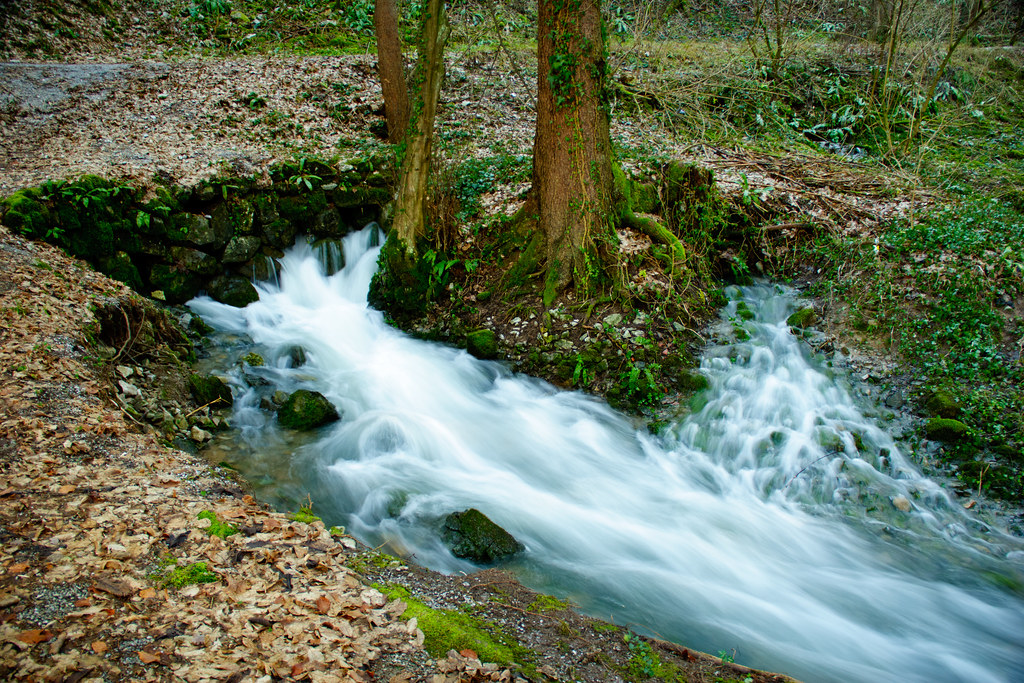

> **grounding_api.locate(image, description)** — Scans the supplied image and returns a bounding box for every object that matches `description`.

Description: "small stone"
[466,329,498,360]
[116,365,133,378]
[118,380,141,397]
[602,313,623,327]
[891,495,912,512]
[190,425,213,442]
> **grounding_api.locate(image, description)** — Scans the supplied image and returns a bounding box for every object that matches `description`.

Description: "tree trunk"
[375,0,410,143]
[531,0,617,305]
[391,0,449,254]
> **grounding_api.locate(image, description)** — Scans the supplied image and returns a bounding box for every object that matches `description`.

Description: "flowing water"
[189,224,1024,683]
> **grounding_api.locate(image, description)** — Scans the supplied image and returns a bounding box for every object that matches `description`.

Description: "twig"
[110,305,133,362]
[185,397,229,418]
[783,451,837,490]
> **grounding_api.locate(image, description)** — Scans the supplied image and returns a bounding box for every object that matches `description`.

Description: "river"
[188,224,1024,683]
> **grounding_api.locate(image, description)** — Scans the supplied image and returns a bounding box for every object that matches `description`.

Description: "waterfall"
[189,224,1024,683]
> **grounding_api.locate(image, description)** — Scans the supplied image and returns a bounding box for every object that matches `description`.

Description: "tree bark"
[375,0,410,143]
[531,0,617,304]
[391,0,449,254]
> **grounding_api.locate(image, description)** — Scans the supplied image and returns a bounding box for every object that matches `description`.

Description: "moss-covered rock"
[148,263,202,304]
[441,508,523,563]
[924,417,970,443]
[188,373,233,407]
[99,251,143,291]
[277,389,340,430]
[222,235,262,264]
[278,190,327,228]
[631,181,659,215]
[1,189,51,236]
[787,307,816,328]
[210,198,255,239]
[466,329,498,360]
[923,388,960,419]
[207,275,259,307]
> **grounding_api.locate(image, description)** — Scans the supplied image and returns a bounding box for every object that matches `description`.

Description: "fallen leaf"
[316,595,331,614]
[57,484,75,494]
[7,562,29,574]
[93,575,133,597]
[138,650,161,664]
[290,662,305,677]
[91,640,108,654]
[16,629,53,644]
[73,599,92,608]
[139,588,156,599]
[460,649,478,660]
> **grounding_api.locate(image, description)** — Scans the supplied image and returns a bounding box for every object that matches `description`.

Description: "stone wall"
[0,155,392,305]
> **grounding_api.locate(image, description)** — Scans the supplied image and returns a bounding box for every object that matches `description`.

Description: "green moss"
[528,594,572,612]
[198,510,239,539]
[735,301,755,320]
[787,307,816,328]
[164,561,218,588]
[277,389,340,430]
[241,352,264,366]
[188,373,233,407]
[288,506,321,524]
[1,190,51,237]
[376,583,535,669]
[592,622,620,633]
[466,329,498,360]
[923,388,960,418]
[924,417,970,443]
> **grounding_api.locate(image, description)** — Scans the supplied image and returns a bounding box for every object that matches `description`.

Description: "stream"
[188,224,1024,683]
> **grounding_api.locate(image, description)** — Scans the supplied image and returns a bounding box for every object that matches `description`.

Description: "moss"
[631,181,659,214]
[528,594,572,612]
[188,373,233,407]
[163,561,218,588]
[675,370,709,392]
[148,263,202,304]
[592,622,620,633]
[278,189,327,226]
[924,417,970,443]
[288,506,321,524]
[787,307,816,328]
[98,251,143,291]
[735,301,755,320]
[241,352,264,367]
[198,510,239,539]
[375,583,535,669]
[1,190,51,237]
[923,388,960,419]
[466,329,498,360]
[277,389,340,430]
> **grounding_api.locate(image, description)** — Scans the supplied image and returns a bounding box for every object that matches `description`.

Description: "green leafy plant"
[287,157,322,192]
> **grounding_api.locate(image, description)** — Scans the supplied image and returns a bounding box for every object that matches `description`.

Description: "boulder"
[923,417,969,443]
[787,307,816,329]
[922,389,960,419]
[441,508,523,564]
[466,329,498,360]
[277,389,340,430]
[222,235,262,264]
[188,373,233,407]
[208,275,259,308]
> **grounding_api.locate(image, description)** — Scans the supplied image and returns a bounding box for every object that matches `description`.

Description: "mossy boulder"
[148,263,202,304]
[922,389,960,419]
[208,275,259,307]
[277,389,340,430]
[1,189,51,236]
[278,190,327,228]
[631,181,659,214]
[221,235,261,264]
[466,329,498,360]
[924,417,970,443]
[787,307,816,329]
[441,508,523,564]
[211,198,255,239]
[99,251,143,291]
[188,373,233,407]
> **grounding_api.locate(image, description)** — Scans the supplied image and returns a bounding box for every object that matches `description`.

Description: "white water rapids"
[189,225,1024,683]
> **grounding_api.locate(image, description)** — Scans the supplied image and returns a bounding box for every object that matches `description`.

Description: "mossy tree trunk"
[375,0,410,144]
[529,0,617,305]
[390,0,449,257]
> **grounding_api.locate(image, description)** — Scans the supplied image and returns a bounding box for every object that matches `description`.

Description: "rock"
[923,417,969,443]
[118,380,141,397]
[188,374,233,407]
[148,263,202,304]
[786,307,816,329]
[884,389,905,409]
[922,389,960,419]
[190,425,213,442]
[277,390,340,430]
[891,495,912,512]
[222,236,262,264]
[441,509,523,563]
[466,329,498,360]
[207,275,259,308]
[602,313,623,327]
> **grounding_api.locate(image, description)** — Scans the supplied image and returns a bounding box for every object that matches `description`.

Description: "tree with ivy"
[519,0,688,305]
